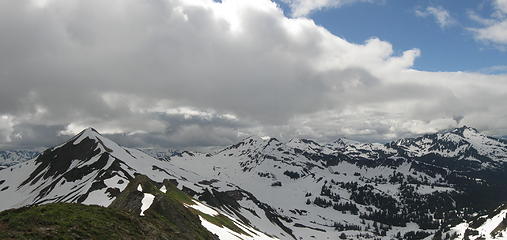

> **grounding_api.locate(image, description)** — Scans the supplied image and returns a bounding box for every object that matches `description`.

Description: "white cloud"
[471,20,507,46]
[415,6,456,28]
[0,0,506,148]
[496,0,507,14]
[469,0,507,47]
[477,65,507,74]
[282,0,383,17]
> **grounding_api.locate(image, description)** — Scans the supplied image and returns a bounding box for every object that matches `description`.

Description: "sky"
[0,0,506,150]
[280,0,507,73]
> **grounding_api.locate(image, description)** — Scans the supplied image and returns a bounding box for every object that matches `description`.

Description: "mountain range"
[0,149,40,170]
[0,126,506,239]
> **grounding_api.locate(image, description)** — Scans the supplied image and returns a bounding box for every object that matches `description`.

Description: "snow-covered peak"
[430,126,485,146]
[439,125,479,135]
[63,127,132,156]
[247,135,281,145]
[392,126,507,163]
[231,136,265,148]
[218,136,282,154]
[82,127,100,135]
[72,128,106,145]
[326,138,360,150]
[286,138,323,154]
[0,127,175,211]
[242,135,267,142]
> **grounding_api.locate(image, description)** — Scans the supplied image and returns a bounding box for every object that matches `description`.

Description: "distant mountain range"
[0,126,506,239]
[0,149,40,170]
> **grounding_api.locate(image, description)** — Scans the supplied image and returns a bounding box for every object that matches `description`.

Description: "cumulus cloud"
[282,0,384,17]
[0,0,506,150]
[469,0,507,47]
[415,6,456,29]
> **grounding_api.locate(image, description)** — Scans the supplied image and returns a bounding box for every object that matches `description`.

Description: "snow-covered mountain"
[136,147,178,161]
[0,126,506,240]
[390,126,507,170]
[0,149,40,169]
[428,204,507,240]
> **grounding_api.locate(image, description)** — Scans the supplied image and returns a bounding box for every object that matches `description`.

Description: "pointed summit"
[326,137,360,151]
[72,127,104,144]
[437,125,479,136]
[81,127,100,135]
[0,127,167,210]
[66,127,125,154]
[450,125,479,135]
[392,125,507,164]
[19,128,119,191]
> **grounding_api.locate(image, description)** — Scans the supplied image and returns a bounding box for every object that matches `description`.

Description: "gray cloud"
[0,0,506,150]
[0,123,68,150]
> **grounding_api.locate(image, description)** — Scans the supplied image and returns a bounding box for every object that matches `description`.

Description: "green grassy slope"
[109,175,217,240]
[0,202,210,240]
[0,174,257,240]
[0,175,219,240]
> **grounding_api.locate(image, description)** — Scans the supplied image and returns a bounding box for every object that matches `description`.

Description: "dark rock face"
[20,136,101,188]
[108,185,144,216]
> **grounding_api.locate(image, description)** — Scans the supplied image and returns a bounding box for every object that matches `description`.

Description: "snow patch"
[186,200,219,216]
[140,193,155,216]
[199,216,246,240]
[82,188,114,206]
[476,209,507,238]
[199,215,278,240]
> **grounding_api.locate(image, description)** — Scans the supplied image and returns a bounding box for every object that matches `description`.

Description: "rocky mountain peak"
[286,138,322,153]
[450,125,479,135]
[330,137,359,146]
